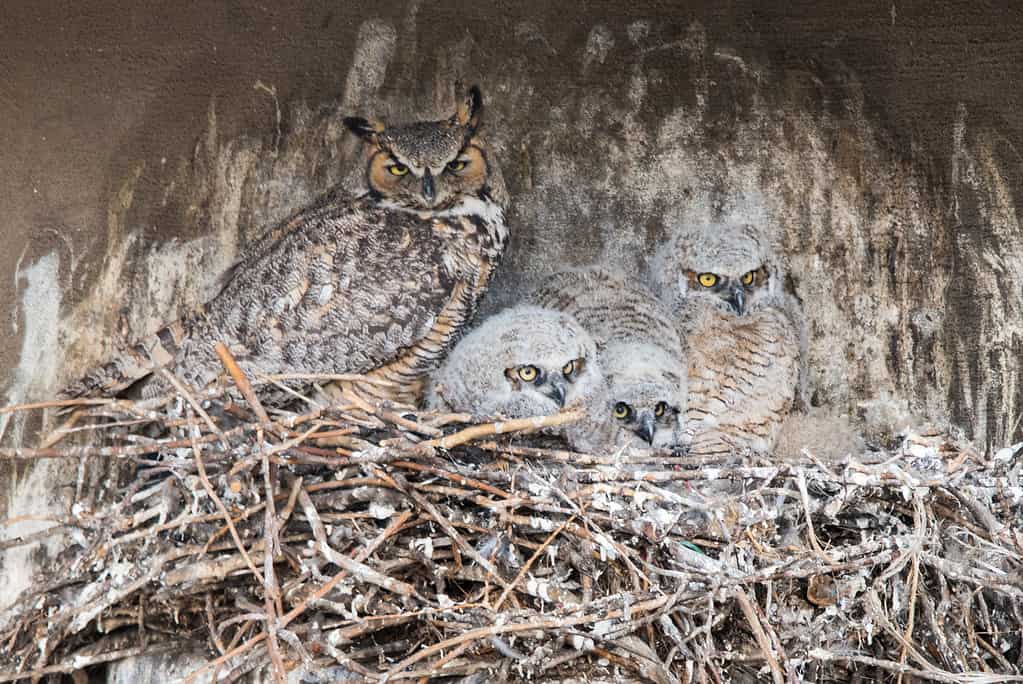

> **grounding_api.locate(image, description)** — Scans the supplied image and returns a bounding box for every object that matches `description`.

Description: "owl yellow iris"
[562,360,576,376]
[613,402,631,419]
[447,159,467,172]
[654,401,668,417]
[741,271,755,285]
[518,365,539,382]
[388,163,409,176]
[698,273,718,288]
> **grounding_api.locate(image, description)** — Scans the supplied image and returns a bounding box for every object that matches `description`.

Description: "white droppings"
[369,502,396,520]
[571,634,594,651]
[582,25,614,69]
[411,537,434,559]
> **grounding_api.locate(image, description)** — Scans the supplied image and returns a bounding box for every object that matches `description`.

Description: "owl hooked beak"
[541,376,567,408]
[422,169,436,204]
[633,411,656,444]
[727,283,746,315]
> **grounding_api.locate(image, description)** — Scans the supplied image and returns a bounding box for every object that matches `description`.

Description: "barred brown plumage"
[651,220,802,457]
[532,267,687,450]
[61,86,508,407]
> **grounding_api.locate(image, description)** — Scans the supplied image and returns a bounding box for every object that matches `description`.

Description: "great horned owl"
[426,306,607,437]
[532,268,687,449]
[64,86,508,407]
[650,221,801,457]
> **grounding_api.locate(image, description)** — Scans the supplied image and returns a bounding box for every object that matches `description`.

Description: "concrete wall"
[2,0,1022,631]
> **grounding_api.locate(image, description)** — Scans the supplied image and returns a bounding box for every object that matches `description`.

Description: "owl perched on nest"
[532,268,687,450]
[64,86,508,407]
[650,221,801,457]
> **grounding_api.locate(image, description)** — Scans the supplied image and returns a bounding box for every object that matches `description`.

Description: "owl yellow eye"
[697,273,718,288]
[517,365,539,382]
[654,401,669,417]
[613,402,631,420]
[562,360,576,377]
[741,271,755,286]
[447,159,467,172]
[388,163,409,176]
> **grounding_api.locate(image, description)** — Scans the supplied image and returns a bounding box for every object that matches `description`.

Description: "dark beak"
[726,283,746,315]
[422,169,436,203]
[542,377,567,408]
[632,411,656,444]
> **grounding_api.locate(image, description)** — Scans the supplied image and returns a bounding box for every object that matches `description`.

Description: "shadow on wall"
[6,18,1023,456]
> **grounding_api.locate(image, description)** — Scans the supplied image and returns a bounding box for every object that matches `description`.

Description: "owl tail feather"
[59,321,186,399]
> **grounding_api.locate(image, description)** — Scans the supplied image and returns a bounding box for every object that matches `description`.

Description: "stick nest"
[1,362,1022,683]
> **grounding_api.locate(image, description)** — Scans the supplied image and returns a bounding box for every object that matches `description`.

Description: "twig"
[734,588,785,684]
[0,643,182,682]
[297,489,418,598]
[187,409,261,578]
[494,514,578,611]
[214,342,271,425]
[420,408,584,450]
[808,649,1023,683]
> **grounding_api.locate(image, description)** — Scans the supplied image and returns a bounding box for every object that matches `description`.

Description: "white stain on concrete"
[341,19,398,114]
[2,251,67,613]
[2,252,61,440]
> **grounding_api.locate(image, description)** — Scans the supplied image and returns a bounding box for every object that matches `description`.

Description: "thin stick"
[734,588,785,684]
[187,410,260,578]
[420,408,584,450]
[0,398,118,415]
[493,514,578,611]
[390,460,512,499]
[0,424,251,461]
[808,649,1023,683]
[297,489,418,598]
[381,593,673,681]
[0,643,182,683]
[260,426,287,684]
[214,342,270,425]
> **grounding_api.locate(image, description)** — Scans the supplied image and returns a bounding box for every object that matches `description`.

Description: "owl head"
[602,343,686,448]
[652,222,783,316]
[343,86,501,212]
[427,306,605,420]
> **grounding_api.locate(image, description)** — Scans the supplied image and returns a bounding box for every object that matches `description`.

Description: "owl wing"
[684,306,800,456]
[534,269,683,356]
[201,196,459,380]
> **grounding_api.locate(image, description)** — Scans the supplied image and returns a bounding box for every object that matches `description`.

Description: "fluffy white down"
[426,305,606,421]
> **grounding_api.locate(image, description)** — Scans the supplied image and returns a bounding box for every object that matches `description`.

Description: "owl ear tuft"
[343,117,385,142]
[452,85,483,132]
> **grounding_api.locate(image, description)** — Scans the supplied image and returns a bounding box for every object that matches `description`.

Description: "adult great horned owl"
[650,222,801,457]
[426,306,607,444]
[65,86,508,407]
[532,268,687,449]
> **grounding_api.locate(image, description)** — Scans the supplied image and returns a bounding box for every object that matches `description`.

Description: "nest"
[1,346,1022,683]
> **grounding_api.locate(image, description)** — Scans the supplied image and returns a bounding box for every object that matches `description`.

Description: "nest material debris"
[0,349,1022,683]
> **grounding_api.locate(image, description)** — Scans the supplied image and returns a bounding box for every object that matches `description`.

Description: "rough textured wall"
[2,0,1023,644]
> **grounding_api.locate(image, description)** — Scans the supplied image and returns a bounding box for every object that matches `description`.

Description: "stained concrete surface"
[1,0,1022,647]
